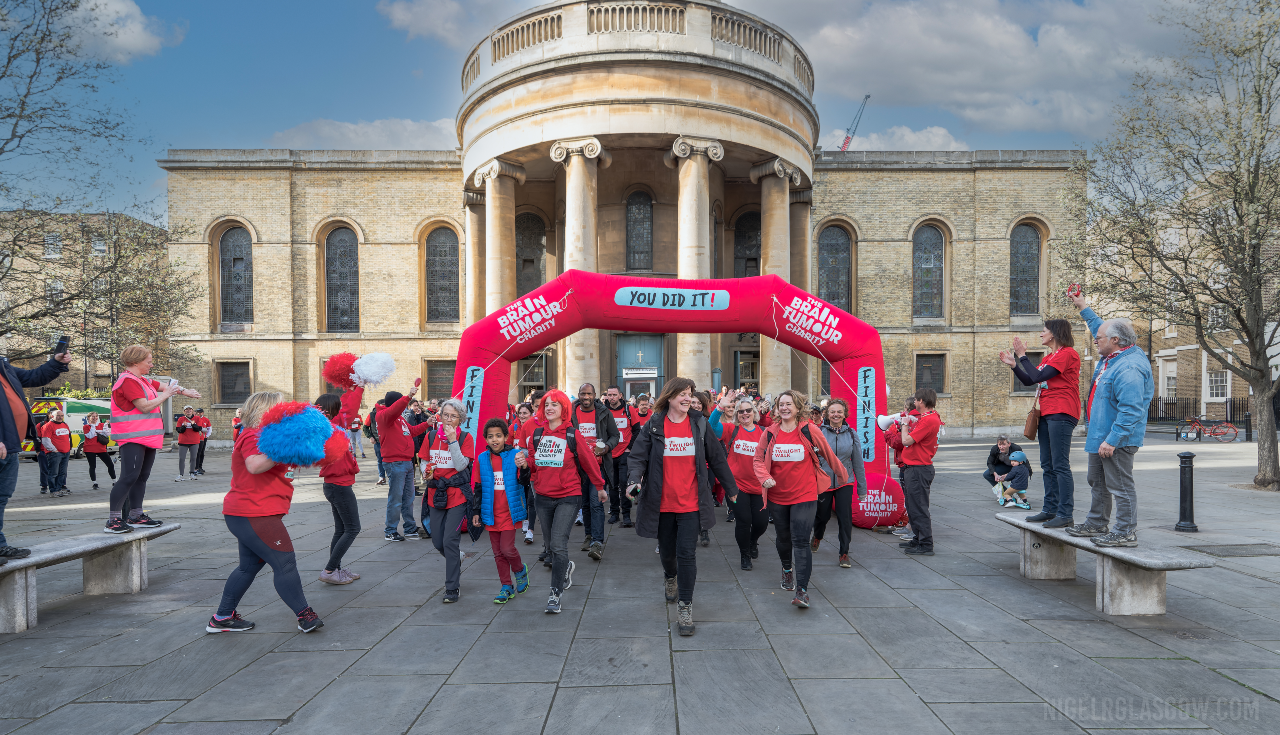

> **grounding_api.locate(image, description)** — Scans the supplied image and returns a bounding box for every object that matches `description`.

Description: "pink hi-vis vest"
[110,372,164,448]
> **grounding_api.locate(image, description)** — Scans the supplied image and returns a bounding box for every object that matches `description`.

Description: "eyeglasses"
[736,409,753,414]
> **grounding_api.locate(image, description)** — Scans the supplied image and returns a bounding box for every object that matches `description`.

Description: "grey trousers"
[428,504,468,592]
[177,444,196,475]
[1084,447,1139,535]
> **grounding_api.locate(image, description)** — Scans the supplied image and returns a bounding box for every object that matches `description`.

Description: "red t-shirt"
[1038,347,1082,419]
[223,428,294,517]
[422,430,474,509]
[82,422,108,453]
[195,415,211,435]
[901,412,941,466]
[176,415,202,445]
[723,424,764,494]
[113,376,161,413]
[574,405,600,446]
[765,427,822,505]
[488,452,515,531]
[525,421,605,498]
[41,421,72,453]
[609,405,635,458]
[660,416,699,513]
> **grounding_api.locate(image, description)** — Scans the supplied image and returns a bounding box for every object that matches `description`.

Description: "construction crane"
[839,94,871,151]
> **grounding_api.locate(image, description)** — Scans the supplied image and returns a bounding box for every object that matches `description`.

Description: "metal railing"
[1149,397,1195,424]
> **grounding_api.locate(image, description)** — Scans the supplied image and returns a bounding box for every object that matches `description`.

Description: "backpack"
[763,423,823,470]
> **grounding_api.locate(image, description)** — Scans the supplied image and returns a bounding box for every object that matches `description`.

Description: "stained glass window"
[325,227,359,333]
[425,227,460,322]
[515,213,546,298]
[626,191,653,270]
[219,226,253,324]
[734,211,761,278]
[817,225,852,313]
[912,225,944,318]
[1010,224,1041,315]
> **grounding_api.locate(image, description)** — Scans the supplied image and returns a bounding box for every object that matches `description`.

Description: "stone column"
[473,159,526,316]
[751,158,802,398]
[790,189,813,391]
[665,136,723,387]
[552,138,612,394]
[464,191,486,326]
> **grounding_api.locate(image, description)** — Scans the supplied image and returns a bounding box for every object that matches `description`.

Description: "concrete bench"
[0,523,180,633]
[995,513,1212,615]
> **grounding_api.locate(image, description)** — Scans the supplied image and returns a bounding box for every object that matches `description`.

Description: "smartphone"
[53,335,69,357]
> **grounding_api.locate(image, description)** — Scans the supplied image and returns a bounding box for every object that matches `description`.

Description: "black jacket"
[986,441,1024,477]
[572,399,621,486]
[0,357,68,453]
[626,409,739,538]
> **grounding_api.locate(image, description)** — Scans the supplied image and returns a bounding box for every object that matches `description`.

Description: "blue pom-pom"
[257,406,333,466]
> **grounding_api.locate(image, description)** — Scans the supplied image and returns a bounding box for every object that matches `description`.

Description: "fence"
[1149,397,1196,424]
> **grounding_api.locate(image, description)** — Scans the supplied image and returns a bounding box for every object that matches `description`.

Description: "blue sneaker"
[513,564,529,594]
[494,585,516,604]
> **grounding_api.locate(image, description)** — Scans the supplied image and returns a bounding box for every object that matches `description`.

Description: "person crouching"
[473,419,530,604]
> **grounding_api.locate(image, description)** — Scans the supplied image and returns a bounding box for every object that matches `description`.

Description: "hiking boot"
[319,569,351,585]
[546,588,562,614]
[839,554,852,568]
[1065,522,1109,538]
[677,600,695,636]
[581,535,593,551]
[792,588,811,608]
[741,553,753,571]
[608,512,619,524]
[206,612,254,633]
[750,542,759,559]
[664,576,678,603]
[1092,531,1138,548]
[494,585,516,604]
[811,538,821,553]
[899,540,918,548]
[513,564,529,594]
[103,517,133,534]
[296,607,324,633]
[620,514,634,528]
[699,530,710,547]
[588,542,604,561]
[781,568,795,591]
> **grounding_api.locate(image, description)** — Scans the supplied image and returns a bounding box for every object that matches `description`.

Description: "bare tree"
[1062,0,1280,489]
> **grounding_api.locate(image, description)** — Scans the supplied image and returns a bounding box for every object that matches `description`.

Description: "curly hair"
[769,389,811,425]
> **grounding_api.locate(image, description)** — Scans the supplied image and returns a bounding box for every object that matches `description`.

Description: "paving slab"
[791,678,948,735]
[167,650,361,722]
[273,605,412,651]
[347,623,484,676]
[768,634,895,679]
[1024,619,1176,658]
[857,558,963,590]
[928,702,1087,735]
[7,701,183,735]
[673,649,811,734]
[542,684,676,735]
[0,666,137,719]
[576,596,671,638]
[840,608,994,668]
[668,620,769,651]
[274,674,443,735]
[85,633,292,702]
[898,667,1042,702]
[559,636,672,686]
[409,683,554,735]
[898,589,1057,642]
[447,631,572,684]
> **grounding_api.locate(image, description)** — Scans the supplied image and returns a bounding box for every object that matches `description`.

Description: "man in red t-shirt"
[39,410,74,496]
[175,405,203,481]
[193,408,212,475]
[603,385,640,527]
[899,388,941,555]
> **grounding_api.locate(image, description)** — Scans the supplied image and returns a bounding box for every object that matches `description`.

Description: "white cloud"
[376,0,530,49]
[268,118,458,150]
[822,125,969,152]
[76,0,184,64]
[730,0,1180,135]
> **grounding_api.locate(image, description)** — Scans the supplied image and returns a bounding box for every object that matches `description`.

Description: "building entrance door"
[617,334,663,399]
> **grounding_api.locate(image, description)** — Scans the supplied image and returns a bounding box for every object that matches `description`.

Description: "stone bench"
[0,523,181,633]
[995,513,1212,615]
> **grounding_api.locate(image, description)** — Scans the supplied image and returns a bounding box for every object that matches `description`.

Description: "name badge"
[615,417,628,429]
[535,436,567,467]
[577,422,597,439]
[284,469,295,479]
[664,436,695,457]
[430,448,454,469]
[494,471,505,493]
[733,439,757,456]
[772,443,805,462]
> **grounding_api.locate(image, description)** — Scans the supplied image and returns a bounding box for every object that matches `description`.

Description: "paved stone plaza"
[1,436,1279,734]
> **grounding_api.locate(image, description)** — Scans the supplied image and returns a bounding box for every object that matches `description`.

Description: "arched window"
[817,225,852,313]
[734,211,761,278]
[219,226,253,324]
[325,226,359,332]
[425,227,460,322]
[1010,223,1041,315]
[626,191,653,271]
[515,213,546,298]
[912,224,945,319]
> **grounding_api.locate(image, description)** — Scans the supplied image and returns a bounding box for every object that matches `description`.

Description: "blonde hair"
[241,391,283,428]
[120,344,152,368]
[86,411,100,423]
[769,389,811,425]
[734,397,759,424]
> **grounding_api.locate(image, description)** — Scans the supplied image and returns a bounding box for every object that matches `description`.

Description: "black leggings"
[86,453,116,483]
[322,482,361,572]
[218,514,309,616]
[813,485,854,555]
[770,500,817,591]
[109,444,156,513]
[730,492,768,555]
[657,511,699,603]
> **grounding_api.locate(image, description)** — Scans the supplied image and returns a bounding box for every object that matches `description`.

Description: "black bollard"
[1246,412,1253,442]
[1175,451,1198,532]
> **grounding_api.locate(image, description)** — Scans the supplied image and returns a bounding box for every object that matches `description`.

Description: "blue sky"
[86,0,1183,213]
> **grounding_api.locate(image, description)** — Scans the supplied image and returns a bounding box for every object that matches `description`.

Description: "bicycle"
[1175,416,1238,443]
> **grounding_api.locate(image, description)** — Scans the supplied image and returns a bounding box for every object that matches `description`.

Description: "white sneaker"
[189,474,199,481]
[564,560,575,590]
[524,529,534,543]
[174,475,186,482]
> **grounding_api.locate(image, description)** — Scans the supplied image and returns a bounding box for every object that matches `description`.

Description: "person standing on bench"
[1067,290,1154,547]
[0,350,71,562]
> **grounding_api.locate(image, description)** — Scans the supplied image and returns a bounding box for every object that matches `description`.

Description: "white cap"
[183,405,194,410]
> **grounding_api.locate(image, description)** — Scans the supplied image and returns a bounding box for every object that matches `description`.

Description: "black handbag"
[95,433,109,446]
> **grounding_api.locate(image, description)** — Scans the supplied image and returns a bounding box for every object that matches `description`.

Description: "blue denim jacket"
[1080,308,1155,452]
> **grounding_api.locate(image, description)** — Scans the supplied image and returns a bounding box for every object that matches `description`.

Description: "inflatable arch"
[452,269,904,527]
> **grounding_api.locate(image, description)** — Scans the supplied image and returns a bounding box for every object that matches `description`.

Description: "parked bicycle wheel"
[1176,419,1198,440]
[1210,423,1238,443]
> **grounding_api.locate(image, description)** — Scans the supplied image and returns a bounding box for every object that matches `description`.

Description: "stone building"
[162,0,1079,438]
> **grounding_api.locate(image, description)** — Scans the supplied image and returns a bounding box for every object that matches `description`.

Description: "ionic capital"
[664,136,724,168]
[749,157,802,187]
[550,137,613,169]
[789,189,812,205]
[463,191,485,206]
[473,159,527,188]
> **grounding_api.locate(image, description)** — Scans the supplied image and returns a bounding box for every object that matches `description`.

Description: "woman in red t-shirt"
[207,391,322,635]
[420,398,476,603]
[753,390,847,609]
[624,377,738,636]
[81,411,116,490]
[719,396,769,571]
[315,390,363,586]
[1000,318,1082,527]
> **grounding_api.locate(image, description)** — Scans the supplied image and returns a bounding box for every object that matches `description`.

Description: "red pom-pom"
[260,401,312,427]
[322,353,359,392]
[320,427,350,467]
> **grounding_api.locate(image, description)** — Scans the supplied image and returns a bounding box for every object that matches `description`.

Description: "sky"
[78,0,1188,214]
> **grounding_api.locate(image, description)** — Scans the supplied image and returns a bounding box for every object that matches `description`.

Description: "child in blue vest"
[997,451,1032,510]
[472,418,530,603]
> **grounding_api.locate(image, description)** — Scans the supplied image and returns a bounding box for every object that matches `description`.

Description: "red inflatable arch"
[452,269,904,527]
